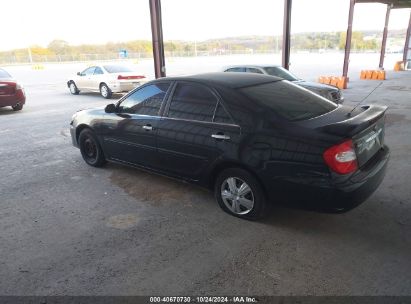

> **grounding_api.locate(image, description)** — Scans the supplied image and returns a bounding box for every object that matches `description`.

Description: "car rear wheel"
[69,81,80,95]
[100,83,112,99]
[215,168,268,220]
[12,104,23,111]
[78,129,106,167]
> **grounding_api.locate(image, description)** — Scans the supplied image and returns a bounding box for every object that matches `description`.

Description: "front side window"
[167,83,218,122]
[214,103,233,124]
[118,83,170,115]
[82,67,96,76]
[240,81,337,121]
[94,67,104,75]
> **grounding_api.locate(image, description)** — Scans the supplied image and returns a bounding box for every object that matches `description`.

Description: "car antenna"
[347,81,383,117]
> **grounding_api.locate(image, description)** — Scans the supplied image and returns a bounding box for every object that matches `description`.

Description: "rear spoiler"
[319,105,387,137]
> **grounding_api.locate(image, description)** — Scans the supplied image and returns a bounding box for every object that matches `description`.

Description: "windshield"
[103,65,135,73]
[264,66,300,81]
[239,80,337,121]
[0,69,11,78]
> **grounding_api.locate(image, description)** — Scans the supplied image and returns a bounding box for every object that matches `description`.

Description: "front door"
[101,82,171,168]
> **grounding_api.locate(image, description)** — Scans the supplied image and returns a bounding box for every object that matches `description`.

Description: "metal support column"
[282,0,292,70]
[379,4,391,69]
[342,0,355,78]
[403,11,411,69]
[149,0,166,78]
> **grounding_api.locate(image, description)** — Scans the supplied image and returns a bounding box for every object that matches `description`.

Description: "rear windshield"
[103,65,134,73]
[0,69,11,78]
[239,80,337,121]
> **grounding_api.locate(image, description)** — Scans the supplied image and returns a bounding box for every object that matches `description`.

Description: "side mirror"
[105,104,116,113]
[77,72,81,76]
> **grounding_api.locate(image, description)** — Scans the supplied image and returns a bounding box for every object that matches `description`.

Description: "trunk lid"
[300,104,387,167]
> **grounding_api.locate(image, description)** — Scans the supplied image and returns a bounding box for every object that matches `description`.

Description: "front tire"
[215,168,268,220]
[78,129,106,167]
[100,83,112,99]
[69,81,80,95]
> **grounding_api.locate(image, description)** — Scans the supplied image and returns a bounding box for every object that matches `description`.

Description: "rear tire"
[78,129,106,167]
[100,83,112,99]
[214,168,268,220]
[69,81,80,95]
[12,104,23,111]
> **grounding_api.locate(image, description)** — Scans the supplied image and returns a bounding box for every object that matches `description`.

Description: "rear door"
[101,82,171,168]
[91,66,105,91]
[156,81,240,180]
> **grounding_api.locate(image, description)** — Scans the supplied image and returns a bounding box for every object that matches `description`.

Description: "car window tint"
[168,83,218,122]
[225,67,245,72]
[264,66,299,81]
[0,69,11,78]
[82,67,95,76]
[214,102,233,124]
[246,68,263,74]
[118,83,170,115]
[240,81,337,121]
[104,65,134,73]
[94,67,104,75]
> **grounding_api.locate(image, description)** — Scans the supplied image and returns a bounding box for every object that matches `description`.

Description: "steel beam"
[403,11,411,67]
[282,0,292,70]
[149,0,166,78]
[343,0,356,78]
[379,4,391,69]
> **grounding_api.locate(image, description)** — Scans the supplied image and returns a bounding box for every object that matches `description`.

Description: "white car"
[67,64,147,99]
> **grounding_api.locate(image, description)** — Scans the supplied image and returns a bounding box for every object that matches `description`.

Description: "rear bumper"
[326,145,389,211]
[109,81,145,93]
[263,145,389,212]
[0,89,26,107]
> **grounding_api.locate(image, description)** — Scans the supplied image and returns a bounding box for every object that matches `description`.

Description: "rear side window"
[240,81,337,121]
[246,68,263,74]
[214,103,233,124]
[168,83,218,122]
[0,69,11,78]
[225,67,245,72]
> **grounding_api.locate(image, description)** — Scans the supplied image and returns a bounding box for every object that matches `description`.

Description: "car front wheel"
[78,129,107,167]
[100,83,112,99]
[215,168,268,220]
[69,81,80,95]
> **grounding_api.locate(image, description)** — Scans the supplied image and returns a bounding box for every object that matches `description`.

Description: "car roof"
[159,72,282,89]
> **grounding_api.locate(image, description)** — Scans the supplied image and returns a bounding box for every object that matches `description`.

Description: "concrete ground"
[0,68,410,296]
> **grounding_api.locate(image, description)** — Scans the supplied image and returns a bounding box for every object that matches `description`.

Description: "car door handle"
[211,133,230,140]
[142,124,153,131]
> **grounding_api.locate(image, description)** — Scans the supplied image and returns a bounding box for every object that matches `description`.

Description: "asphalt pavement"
[0,68,410,296]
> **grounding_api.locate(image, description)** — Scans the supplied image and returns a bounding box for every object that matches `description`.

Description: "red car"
[0,68,25,111]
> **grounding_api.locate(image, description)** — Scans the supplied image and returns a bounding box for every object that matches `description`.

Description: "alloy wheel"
[221,177,254,215]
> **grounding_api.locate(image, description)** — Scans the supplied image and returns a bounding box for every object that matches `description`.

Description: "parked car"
[223,65,344,104]
[67,64,147,99]
[70,73,389,220]
[0,68,26,111]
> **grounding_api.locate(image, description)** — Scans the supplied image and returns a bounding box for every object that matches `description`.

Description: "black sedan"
[70,73,389,220]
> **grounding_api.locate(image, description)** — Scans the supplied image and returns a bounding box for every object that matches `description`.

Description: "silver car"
[223,65,344,104]
[67,64,147,99]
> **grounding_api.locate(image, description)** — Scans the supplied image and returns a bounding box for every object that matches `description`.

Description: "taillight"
[323,139,358,174]
[117,75,145,80]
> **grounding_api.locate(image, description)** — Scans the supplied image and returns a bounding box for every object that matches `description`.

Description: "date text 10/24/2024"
[150,297,257,303]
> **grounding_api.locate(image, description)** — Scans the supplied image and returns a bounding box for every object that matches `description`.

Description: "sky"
[1,0,410,51]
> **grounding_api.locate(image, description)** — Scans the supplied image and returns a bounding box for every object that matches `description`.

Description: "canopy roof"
[356,0,411,9]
